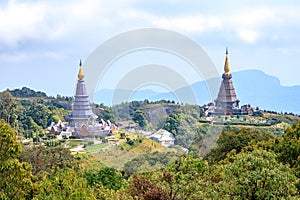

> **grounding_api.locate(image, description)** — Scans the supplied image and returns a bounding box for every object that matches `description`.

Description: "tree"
[244,120,300,180]
[132,110,147,128]
[205,127,274,164]
[128,175,168,200]
[158,153,209,199]
[96,106,116,123]
[34,169,96,200]
[276,121,300,169]
[84,167,124,190]
[28,117,42,135]
[20,146,79,180]
[127,153,209,200]
[0,159,35,200]
[0,119,21,161]
[163,110,181,135]
[214,150,299,199]
[0,120,35,199]
[163,106,205,148]
[123,151,178,174]
[0,91,14,123]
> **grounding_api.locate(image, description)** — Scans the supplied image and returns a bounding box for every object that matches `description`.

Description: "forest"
[0,88,300,199]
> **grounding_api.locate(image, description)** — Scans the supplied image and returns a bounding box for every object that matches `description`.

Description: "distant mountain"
[231,70,300,114]
[94,70,300,114]
[9,87,47,98]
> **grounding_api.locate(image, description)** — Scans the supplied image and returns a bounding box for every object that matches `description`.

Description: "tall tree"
[0,120,34,199]
[205,127,274,164]
[0,91,14,123]
[132,109,148,128]
[0,119,21,160]
[84,167,124,190]
[127,153,209,200]
[20,146,79,180]
[34,169,96,200]
[214,150,299,199]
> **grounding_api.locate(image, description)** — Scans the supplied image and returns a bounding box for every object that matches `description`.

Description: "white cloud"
[2,0,294,49]
[118,6,288,44]
[119,9,222,33]
[0,1,48,47]
[230,7,277,28]
[1,1,300,56]
[228,7,278,43]
[151,16,221,32]
[0,0,115,49]
[237,29,259,44]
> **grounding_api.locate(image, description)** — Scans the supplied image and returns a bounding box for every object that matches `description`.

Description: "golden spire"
[224,47,231,75]
[78,60,85,80]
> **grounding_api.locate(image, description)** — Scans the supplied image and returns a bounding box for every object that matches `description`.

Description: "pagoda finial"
[224,48,230,75]
[78,60,84,80]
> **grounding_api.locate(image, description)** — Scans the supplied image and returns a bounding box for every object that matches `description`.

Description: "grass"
[90,146,137,170]
[85,143,108,152]
[130,138,165,153]
[79,154,106,171]
[83,133,175,171]
[66,139,86,148]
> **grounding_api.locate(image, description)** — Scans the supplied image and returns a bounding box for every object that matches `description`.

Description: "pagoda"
[214,48,240,115]
[66,61,111,137]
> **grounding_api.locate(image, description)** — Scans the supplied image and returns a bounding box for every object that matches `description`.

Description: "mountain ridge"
[94,69,300,114]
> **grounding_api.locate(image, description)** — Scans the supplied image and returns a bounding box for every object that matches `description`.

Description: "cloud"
[236,29,259,44]
[0,0,114,49]
[2,1,298,48]
[119,9,222,33]
[118,6,285,44]
[151,16,221,32]
[230,7,277,28]
[228,7,278,44]
[1,1,300,58]
[0,1,48,47]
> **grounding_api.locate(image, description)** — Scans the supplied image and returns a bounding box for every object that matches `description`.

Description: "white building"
[149,129,175,147]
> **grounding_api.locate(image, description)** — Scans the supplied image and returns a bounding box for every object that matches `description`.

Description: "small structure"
[149,129,175,147]
[48,120,72,137]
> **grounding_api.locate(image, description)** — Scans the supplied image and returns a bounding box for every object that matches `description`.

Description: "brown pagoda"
[214,48,240,115]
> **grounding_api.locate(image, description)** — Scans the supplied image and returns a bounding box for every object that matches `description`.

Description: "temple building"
[204,49,260,116]
[65,61,115,138]
[214,48,240,115]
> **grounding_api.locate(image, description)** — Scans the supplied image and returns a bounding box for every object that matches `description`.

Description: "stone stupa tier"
[66,60,97,121]
[65,61,113,138]
[214,48,240,115]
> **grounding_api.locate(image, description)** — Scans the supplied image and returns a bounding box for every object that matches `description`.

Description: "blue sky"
[1,0,300,97]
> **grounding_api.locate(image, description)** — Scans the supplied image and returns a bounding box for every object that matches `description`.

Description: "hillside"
[1,87,300,199]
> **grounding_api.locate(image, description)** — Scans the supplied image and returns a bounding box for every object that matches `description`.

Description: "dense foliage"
[20,146,79,180]
[9,87,47,98]
[0,90,69,137]
[0,120,35,200]
[0,88,300,199]
[215,150,298,199]
[1,119,299,199]
[123,151,179,174]
[204,127,274,164]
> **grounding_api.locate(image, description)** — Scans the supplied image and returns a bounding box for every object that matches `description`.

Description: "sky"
[1,0,300,98]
